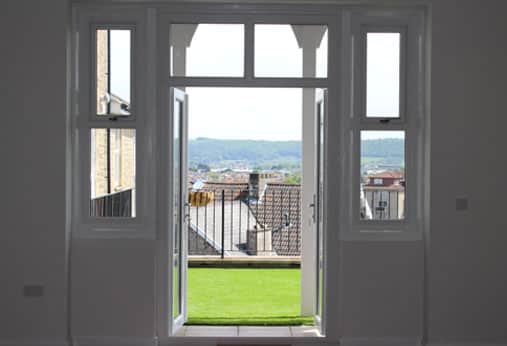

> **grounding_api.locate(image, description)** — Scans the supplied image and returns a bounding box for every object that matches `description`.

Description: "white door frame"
[155,5,341,341]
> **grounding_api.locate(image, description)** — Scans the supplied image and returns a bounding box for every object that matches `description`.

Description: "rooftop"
[366,171,404,179]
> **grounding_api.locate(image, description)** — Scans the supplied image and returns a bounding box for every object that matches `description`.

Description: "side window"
[365,32,402,118]
[348,10,425,237]
[90,128,136,218]
[74,9,151,237]
[89,25,137,219]
[359,27,407,222]
[360,130,405,221]
[96,29,132,117]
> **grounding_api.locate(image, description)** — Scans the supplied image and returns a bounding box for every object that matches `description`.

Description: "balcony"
[188,183,301,257]
[90,188,135,217]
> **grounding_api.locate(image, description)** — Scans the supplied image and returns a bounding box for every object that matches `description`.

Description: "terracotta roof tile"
[367,171,404,179]
[257,183,301,256]
[363,185,405,191]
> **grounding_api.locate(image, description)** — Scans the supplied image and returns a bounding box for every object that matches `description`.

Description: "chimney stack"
[248,172,272,199]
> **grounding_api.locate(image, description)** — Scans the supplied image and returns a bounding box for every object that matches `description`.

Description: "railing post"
[221,189,225,259]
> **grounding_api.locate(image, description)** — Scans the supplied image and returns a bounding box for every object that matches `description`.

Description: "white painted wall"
[0,0,70,341]
[428,0,507,342]
[1,0,507,344]
[70,240,155,337]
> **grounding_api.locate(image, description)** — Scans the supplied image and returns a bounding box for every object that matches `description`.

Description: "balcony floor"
[176,325,320,337]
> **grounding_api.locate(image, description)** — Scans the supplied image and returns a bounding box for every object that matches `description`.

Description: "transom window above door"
[170,24,245,77]
[169,23,328,79]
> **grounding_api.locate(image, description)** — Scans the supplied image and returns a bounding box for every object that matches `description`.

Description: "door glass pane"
[170,24,244,77]
[366,32,401,118]
[255,25,328,78]
[96,29,131,116]
[316,96,325,317]
[90,128,136,217]
[173,99,183,318]
[360,131,405,220]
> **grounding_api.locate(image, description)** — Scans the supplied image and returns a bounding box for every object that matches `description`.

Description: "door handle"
[310,194,316,223]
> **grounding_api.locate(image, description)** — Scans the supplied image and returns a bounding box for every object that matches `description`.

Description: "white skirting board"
[340,339,507,346]
[1,338,506,346]
[157,337,338,346]
[73,337,157,346]
[0,338,156,346]
[426,343,507,346]
[339,337,423,346]
[0,340,68,346]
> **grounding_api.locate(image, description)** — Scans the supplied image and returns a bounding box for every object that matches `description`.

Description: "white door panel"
[170,87,188,333]
[314,89,327,332]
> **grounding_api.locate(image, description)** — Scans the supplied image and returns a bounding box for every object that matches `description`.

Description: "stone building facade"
[91,128,136,199]
[91,30,136,200]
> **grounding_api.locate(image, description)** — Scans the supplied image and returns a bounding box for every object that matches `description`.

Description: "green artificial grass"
[187,268,313,326]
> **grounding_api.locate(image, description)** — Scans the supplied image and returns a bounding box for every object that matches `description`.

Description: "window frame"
[93,25,135,118]
[360,26,407,122]
[373,178,383,185]
[170,22,246,78]
[163,11,332,86]
[342,8,426,241]
[72,7,156,239]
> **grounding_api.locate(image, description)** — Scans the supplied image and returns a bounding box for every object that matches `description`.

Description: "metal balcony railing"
[361,189,404,220]
[188,185,301,257]
[90,188,135,217]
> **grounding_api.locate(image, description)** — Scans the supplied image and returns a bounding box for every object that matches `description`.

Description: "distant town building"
[362,171,405,220]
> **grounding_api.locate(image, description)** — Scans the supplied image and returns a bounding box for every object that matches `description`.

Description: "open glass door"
[171,87,188,333]
[314,89,326,332]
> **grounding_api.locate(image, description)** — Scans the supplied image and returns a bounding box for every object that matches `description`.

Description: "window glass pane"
[173,99,182,317]
[366,33,400,118]
[90,128,136,217]
[255,25,327,78]
[170,24,244,77]
[96,29,131,116]
[360,131,404,220]
[316,29,328,78]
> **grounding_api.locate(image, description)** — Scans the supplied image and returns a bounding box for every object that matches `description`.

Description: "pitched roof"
[195,182,250,201]
[256,183,301,256]
[367,171,404,179]
[363,185,405,191]
[189,200,261,256]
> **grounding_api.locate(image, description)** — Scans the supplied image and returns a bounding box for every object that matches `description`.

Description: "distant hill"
[189,137,404,170]
[361,138,404,158]
[189,138,301,169]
